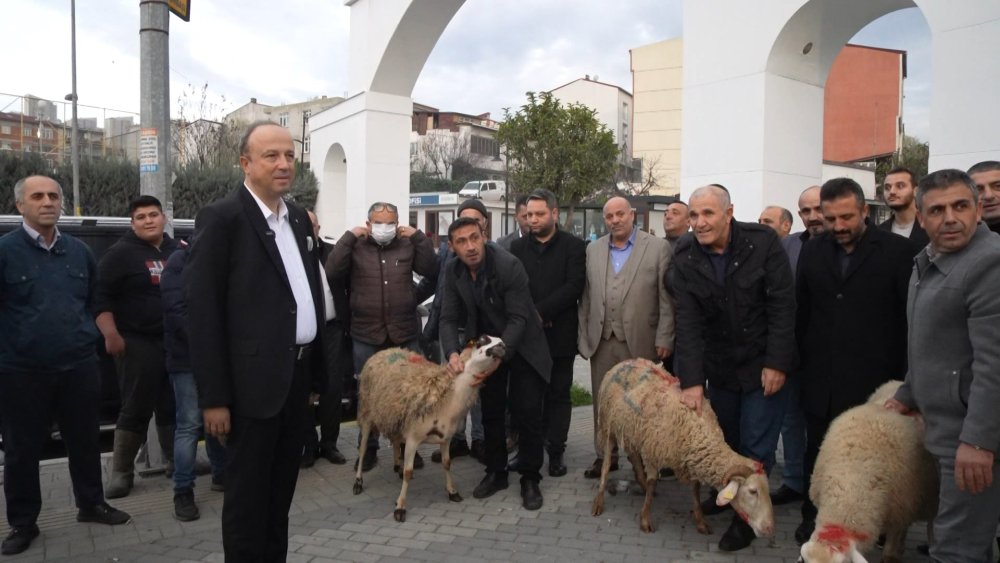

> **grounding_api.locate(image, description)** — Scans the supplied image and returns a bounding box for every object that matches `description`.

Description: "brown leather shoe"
[583,457,618,479]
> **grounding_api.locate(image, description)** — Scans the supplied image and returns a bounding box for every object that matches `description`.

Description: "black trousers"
[222,354,311,563]
[542,356,574,455]
[800,411,832,521]
[114,334,175,433]
[304,321,347,452]
[0,363,104,528]
[482,355,546,482]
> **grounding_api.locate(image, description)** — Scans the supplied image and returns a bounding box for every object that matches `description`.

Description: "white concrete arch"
[312,0,465,236]
[316,142,347,235]
[681,0,1000,222]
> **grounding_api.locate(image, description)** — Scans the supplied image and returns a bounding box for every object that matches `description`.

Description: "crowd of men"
[1,118,998,562]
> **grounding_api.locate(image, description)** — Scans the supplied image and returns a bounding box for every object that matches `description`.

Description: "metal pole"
[70,0,81,215]
[139,0,173,235]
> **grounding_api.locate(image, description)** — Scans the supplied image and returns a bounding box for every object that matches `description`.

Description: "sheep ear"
[715,480,741,506]
[847,542,868,563]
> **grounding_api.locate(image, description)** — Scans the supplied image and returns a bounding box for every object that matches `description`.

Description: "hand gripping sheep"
[352,335,505,522]
[591,358,775,538]
[799,381,938,563]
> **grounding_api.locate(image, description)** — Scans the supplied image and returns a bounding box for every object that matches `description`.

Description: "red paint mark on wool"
[752,461,765,475]
[817,524,869,553]
[408,354,429,364]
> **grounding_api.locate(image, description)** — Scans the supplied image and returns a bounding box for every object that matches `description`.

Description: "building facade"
[408,103,505,181]
[226,96,344,168]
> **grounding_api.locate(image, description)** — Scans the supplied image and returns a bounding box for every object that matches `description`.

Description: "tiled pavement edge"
[1,405,930,563]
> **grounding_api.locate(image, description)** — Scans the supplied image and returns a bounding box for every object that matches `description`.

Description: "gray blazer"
[578,228,674,360]
[895,223,1000,457]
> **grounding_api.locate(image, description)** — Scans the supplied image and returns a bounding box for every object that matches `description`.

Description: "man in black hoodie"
[95,195,183,499]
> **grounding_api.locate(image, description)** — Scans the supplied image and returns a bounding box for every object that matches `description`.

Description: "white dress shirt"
[245,185,317,344]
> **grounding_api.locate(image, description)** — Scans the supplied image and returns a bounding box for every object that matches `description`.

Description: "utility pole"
[139,0,172,235]
[69,0,80,215]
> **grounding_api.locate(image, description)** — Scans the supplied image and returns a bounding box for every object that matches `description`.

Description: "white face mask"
[370,223,397,245]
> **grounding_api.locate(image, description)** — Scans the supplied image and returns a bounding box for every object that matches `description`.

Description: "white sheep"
[799,380,938,563]
[352,335,505,522]
[591,358,775,538]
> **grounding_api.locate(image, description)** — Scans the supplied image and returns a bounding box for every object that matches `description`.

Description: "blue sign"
[410,194,439,206]
[140,164,159,173]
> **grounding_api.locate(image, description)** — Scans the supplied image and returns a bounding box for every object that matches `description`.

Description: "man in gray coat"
[886,168,1000,563]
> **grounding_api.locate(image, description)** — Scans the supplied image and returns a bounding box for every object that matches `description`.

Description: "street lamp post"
[68,0,80,215]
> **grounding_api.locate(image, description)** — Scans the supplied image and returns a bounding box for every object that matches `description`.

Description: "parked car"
[0,215,195,439]
[458,180,507,202]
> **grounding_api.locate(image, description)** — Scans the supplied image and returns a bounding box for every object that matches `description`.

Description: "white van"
[458,180,507,202]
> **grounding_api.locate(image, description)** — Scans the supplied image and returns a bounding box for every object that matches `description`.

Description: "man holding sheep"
[886,168,1000,563]
[440,216,552,510]
[667,184,796,552]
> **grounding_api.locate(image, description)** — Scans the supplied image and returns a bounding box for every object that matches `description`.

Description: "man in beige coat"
[578,196,674,477]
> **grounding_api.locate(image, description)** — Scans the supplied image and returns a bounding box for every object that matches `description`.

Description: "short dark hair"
[448,216,482,241]
[916,169,978,211]
[884,166,917,187]
[129,195,163,216]
[526,188,557,210]
[820,178,865,208]
[968,160,1000,176]
[239,120,279,156]
[708,183,729,195]
[667,198,688,209]
[514,194,529,209]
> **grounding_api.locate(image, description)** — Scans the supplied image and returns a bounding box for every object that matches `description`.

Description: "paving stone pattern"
[0,404,931,562]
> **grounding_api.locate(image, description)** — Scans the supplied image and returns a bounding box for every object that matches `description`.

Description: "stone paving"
[1,403,932,563]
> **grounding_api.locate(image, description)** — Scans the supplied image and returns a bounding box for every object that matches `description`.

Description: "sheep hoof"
[393,508,406,522]
[591,499,604,517]
[353,478,364,495]
[393,464,401,474]
[448,492,463,503]
[640,520,654,533]
[696,522,711,535]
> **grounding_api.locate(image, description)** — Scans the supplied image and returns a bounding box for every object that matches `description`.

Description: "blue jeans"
[171,372,226,493]
[778,377,806,493]
[708,383,787,474]
[353,338,420,452]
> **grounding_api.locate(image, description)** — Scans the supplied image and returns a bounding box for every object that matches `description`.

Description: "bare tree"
[173,83,241,169]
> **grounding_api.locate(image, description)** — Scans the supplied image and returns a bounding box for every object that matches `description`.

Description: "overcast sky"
[1,1,931,139]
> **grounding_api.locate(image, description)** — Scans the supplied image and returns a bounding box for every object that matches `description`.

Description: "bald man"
[667,185,795,552]
[758,206,792,239]
[578,196,674,478]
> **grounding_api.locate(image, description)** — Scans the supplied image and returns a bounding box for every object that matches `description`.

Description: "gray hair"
[691,184,731,209]
[14,175,63,204]
[916,169,979,211]
[766,205,793,226]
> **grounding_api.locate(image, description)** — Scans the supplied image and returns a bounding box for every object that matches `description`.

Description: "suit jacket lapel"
[594,236,610,307]
[238,187,292,292]
[843,228,877,281]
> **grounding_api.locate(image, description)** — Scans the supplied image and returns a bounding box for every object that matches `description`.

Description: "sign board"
[139,128,159,173]
[167,0,190,21]
[410,193,459,206]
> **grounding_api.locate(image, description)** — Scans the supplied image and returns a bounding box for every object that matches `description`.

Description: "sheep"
[591,358,775,538]
[799,380,938,563]
[352,334,505,522]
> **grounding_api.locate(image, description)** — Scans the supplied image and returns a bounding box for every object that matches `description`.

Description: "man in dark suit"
[440,217,552,510]
[510,189,586,478]
[878,166,929,250]
[300,210,350,468]
[187,121,326,562]
[793,177,915,545]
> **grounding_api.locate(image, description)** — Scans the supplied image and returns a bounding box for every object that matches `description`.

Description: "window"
[470,135,498,157]
[41,128,53,140]
[1,142,12,151]
[279,112,289,127]
[304,136,310,154]
[0,125,10,135]
[409,142,418,156]
[22,126,32,137]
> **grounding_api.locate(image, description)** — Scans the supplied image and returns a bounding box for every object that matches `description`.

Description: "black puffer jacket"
[327,230,436,346]
[666,220,796,392]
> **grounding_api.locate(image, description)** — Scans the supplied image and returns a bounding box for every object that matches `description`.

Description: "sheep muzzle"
[487,342,506,359]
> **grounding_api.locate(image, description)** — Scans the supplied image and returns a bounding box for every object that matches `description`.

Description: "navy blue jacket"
[161,247,190,374]
[0,228,100,372]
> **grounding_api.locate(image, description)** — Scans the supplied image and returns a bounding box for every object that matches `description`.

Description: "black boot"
[105,430,144,499]
[548,451,567,477]
[718,514,755,551]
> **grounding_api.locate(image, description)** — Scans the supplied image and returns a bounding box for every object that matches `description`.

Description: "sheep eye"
[748,488,758,495]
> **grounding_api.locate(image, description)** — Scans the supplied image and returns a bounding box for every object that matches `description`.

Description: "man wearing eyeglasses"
[328,201,437,471]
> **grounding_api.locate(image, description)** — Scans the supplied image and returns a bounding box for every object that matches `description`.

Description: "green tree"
[0,152,53,214]
[496,92,618,221]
